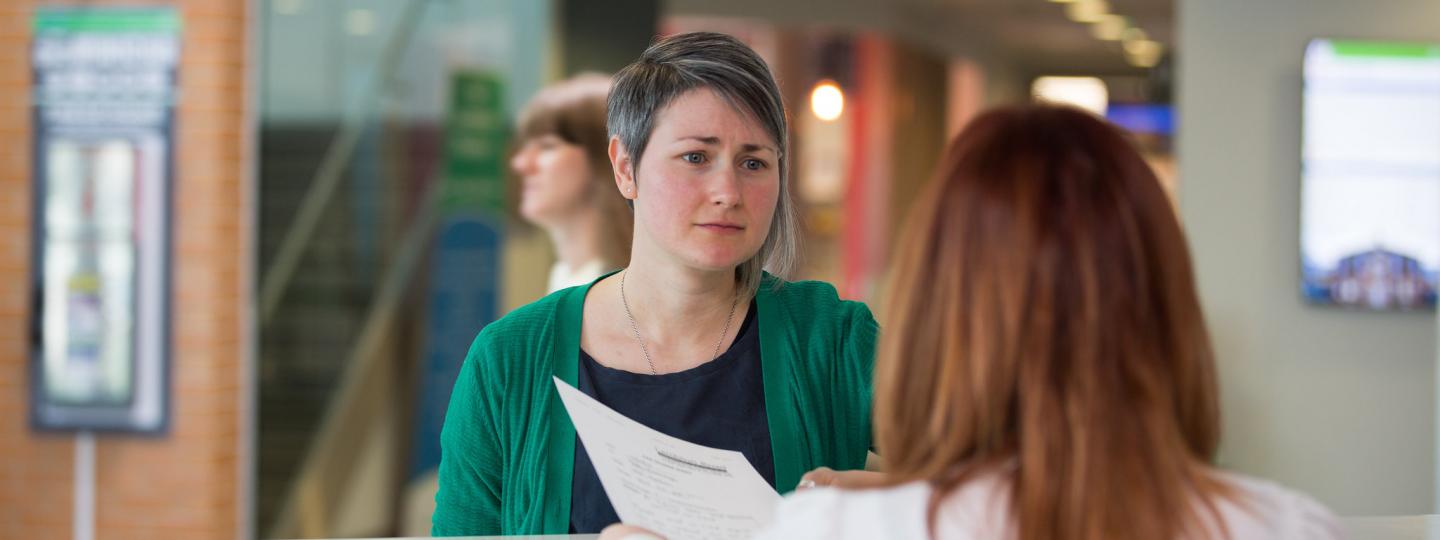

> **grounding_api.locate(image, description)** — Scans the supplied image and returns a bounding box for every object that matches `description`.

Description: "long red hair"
[873,105,1230,539]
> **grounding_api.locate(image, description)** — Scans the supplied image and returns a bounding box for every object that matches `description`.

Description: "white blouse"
[547,259,608,294]
[752,471,1342,540]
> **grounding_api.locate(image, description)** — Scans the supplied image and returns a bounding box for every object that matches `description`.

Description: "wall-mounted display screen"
[30,8,177,432]
[1301,39,1440,310]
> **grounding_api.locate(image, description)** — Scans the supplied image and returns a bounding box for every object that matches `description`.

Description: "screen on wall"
[1301,39,1440,310]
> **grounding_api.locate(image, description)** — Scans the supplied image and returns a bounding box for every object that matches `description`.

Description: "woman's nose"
[510,146,535,175]
[710,168,741,207]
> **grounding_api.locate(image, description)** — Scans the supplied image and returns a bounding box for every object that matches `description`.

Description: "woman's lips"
[696,223,745,233]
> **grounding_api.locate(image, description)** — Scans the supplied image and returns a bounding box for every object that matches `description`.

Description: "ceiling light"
[1032,76,1108,115]
[1125,40,1164,68]
[1066,0,1109,23]
[1124,38,1160,57]
[1091,15,1127,41]
[345,9,375,37]
[810,80,845,122]
[1121,27,1148,44]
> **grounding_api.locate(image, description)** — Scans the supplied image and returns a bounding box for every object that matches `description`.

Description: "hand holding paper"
[554,377,782,540]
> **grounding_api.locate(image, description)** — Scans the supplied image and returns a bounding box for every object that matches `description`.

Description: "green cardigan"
[431,273,877,536]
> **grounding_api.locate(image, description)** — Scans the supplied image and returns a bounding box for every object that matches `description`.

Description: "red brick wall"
[0,1,250,539]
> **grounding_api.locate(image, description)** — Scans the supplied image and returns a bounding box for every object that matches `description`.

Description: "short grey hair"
[607,31,799,295]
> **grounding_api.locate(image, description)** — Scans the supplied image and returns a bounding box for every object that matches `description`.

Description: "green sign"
[33,8,181,34]
[1331,40,1440,59]
[442,71,508,215]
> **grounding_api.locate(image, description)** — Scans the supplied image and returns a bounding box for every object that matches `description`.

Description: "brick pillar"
[0,1,252,539]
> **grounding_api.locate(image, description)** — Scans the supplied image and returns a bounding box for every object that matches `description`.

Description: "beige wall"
[1178,0,1438,515]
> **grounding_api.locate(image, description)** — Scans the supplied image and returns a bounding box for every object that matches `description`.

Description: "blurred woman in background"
[511,73,633,292]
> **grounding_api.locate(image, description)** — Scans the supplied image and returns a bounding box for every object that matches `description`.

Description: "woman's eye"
[741,159,766,171]
[682,152,706,164]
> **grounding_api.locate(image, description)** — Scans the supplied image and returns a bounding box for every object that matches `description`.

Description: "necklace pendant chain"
[620,270,739,376]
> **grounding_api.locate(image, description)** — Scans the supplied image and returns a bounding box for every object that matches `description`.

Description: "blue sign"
[408,215,502,479]
[1105,104,1174,136]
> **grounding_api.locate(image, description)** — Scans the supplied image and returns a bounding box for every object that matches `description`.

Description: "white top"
[752,471,1342,540]
[548,259,608,294]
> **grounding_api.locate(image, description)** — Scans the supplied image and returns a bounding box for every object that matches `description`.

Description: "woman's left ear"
[609,135,637,201]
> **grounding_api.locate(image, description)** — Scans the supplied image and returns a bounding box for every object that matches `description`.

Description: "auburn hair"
[873,105,1231,540]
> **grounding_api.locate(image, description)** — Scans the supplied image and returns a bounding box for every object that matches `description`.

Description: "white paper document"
[553,377,782,540]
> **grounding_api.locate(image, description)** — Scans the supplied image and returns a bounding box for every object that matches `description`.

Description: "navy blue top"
[568,301,773,533]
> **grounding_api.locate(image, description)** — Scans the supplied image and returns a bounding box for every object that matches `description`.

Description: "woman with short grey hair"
[432,32,877,536]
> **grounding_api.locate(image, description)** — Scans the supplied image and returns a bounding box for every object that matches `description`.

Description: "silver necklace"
[620,270,739,375]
